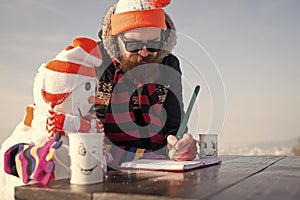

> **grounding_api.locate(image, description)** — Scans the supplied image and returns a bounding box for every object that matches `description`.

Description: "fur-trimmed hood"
[99,4,177,63]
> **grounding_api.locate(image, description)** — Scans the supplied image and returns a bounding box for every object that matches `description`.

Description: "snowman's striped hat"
[37,37,102,106]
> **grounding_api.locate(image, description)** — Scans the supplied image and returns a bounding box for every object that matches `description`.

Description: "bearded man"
[94,0,197,166]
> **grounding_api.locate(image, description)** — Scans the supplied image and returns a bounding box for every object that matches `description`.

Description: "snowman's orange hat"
[45,37,102,77]
[36,37,102,102]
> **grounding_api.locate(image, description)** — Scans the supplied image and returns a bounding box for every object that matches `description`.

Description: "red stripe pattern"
[45,60,97,77]
[104,66,166,152]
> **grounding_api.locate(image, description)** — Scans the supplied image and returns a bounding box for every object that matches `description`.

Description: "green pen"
[169,85,200,160]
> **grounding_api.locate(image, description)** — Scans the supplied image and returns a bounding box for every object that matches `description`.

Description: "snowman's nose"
[88,96,104,104]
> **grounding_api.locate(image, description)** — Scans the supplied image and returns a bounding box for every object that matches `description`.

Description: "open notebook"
[120,157,221,172]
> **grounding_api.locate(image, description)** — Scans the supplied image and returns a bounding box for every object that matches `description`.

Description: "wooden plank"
[15,171,169,200]
[209,156,300,200]
[93,193,195,200]
[92,156,285,199]
[15,156,285,200]
[219,155,241,161]
[15,179,92,200]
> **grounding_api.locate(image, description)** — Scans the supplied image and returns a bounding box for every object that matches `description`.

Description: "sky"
[0,0,299,150]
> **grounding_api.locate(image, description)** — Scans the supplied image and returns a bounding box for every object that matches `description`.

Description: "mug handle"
[54,143,71,174]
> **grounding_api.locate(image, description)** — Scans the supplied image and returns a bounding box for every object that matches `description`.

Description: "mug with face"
[68,133,105,185]
[198,134,218,159]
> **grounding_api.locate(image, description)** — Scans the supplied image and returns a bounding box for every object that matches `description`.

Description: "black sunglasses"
[119,34,162,53]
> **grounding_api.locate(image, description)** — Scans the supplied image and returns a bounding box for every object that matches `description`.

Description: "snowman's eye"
[85,82,91,91]
[78,143,86,156]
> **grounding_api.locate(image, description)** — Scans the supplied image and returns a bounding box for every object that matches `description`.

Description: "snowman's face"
[33,66,98,115]
[54,81,97,116]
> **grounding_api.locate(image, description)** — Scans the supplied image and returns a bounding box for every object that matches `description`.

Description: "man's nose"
[138,45,149,57]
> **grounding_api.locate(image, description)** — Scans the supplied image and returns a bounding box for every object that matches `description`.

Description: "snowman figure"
[0,37,104,200]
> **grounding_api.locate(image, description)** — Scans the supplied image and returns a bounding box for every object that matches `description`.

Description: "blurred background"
[0,0,299,155]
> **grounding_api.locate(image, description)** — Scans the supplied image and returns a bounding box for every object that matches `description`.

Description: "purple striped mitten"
[4,132,62,185]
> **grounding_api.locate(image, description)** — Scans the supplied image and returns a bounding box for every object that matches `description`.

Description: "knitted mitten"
[4,132,62,185]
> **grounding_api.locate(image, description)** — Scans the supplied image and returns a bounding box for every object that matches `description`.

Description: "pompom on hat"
[111,0,171,35]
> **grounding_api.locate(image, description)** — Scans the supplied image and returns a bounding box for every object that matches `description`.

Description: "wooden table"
[15,156,300,200]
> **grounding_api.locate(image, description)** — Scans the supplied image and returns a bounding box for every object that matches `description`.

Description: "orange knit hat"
[111,0,171,36]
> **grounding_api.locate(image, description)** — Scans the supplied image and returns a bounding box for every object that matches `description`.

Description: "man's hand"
[167,133,197,161]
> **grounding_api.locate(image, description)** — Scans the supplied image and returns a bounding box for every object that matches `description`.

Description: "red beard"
[119,54,161,83]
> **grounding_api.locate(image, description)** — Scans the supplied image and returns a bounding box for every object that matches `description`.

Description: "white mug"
[198,134,218,159]
[68,133,105,185]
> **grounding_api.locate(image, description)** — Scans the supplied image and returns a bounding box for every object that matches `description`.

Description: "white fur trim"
[30,108,49,137]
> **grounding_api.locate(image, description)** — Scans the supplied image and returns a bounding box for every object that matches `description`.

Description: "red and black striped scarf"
[104,65,166,152]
